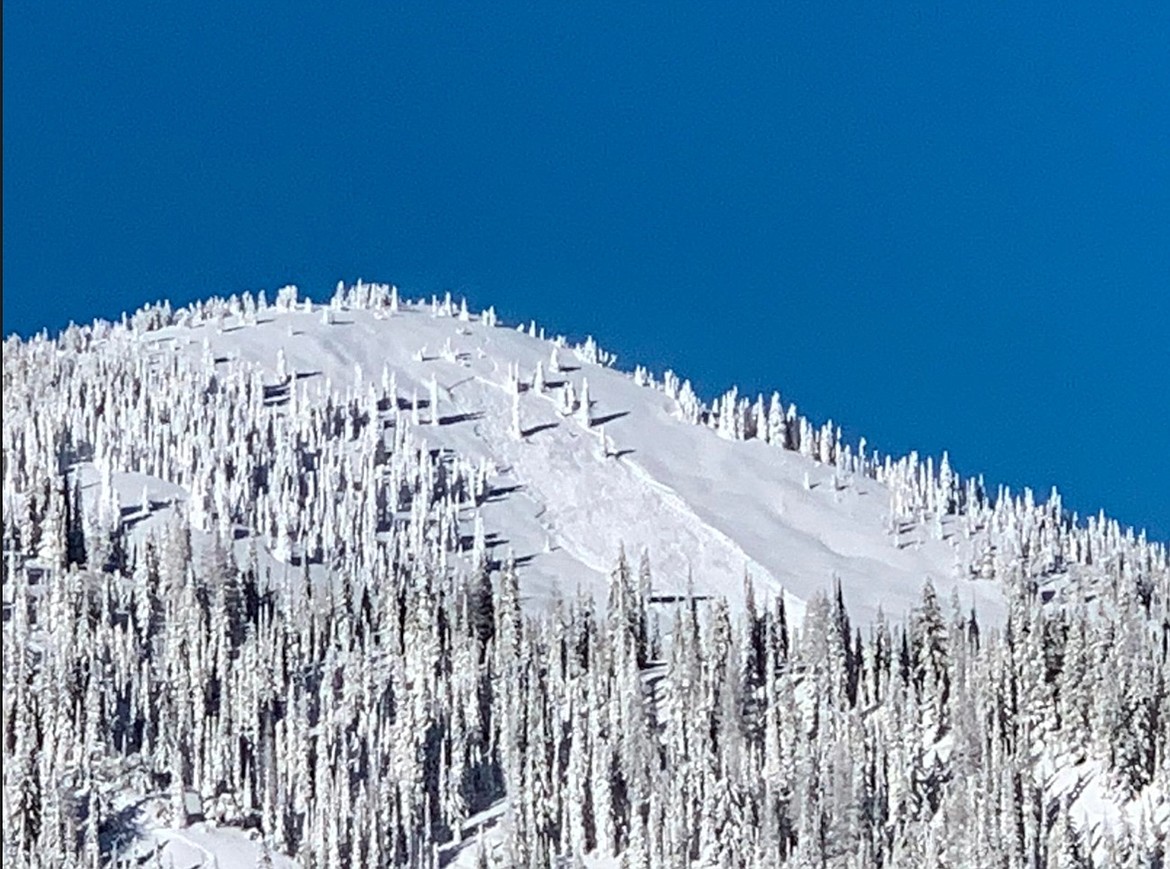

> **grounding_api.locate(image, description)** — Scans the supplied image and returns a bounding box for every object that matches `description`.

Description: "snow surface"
[145,825,299,869]
[131,301,1004,630]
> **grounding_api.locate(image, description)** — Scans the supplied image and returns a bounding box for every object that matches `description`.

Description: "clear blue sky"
[4,3,1168,540]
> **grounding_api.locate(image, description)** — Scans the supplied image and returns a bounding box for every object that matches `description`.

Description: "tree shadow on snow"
[484,483,523,502]
[486,553,536,571]
[590,410,630,427]
[440,411,484,426]
[394,396,431,410]
[521,422,558,438]
[649,593,712,605]
[458,531,509,552]
[120,499,177,531]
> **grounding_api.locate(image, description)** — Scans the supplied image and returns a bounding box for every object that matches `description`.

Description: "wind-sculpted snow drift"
[2,282,1166,867]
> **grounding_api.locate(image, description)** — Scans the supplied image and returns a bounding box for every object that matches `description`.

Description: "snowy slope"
[11,285,1162,869]
[139,297,1004,628]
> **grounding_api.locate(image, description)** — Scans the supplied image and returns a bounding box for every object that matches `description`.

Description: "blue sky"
[4,3,1168,539]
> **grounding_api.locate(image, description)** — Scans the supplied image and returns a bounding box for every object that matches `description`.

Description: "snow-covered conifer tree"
[577,378,591,427]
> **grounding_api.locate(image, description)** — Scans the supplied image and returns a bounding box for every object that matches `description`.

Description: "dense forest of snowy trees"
[2,285,1167,867]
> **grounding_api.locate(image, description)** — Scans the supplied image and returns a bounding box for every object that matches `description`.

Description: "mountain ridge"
[3,280,1166,867]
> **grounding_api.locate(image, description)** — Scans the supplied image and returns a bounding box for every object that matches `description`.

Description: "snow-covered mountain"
[146,286,1009,623]
[3,282,1167,868]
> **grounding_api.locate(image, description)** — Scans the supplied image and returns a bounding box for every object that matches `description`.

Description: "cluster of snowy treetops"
[2,283,1167,868]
